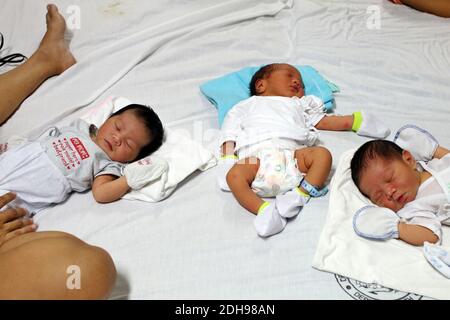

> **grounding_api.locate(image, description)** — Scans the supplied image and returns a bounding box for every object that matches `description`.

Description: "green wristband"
[352,111,362,132]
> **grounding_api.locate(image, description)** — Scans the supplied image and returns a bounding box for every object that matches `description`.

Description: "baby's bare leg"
[315,115,354,131]
[226,157,264,215]
[398,223,439,246]
[295,146,332,194]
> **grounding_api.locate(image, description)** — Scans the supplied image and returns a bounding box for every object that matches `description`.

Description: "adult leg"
[0,231,116,299]
[401,0,450,18]
[0,4,76,124]
[226,157,263,214]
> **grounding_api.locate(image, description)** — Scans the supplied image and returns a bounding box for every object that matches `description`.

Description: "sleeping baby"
[217,63,391,237]
[351,125,450,246]
[0,104,167,215]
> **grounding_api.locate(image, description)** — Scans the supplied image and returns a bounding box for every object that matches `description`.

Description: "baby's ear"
[402,150,417,168]
[254,79,266,95]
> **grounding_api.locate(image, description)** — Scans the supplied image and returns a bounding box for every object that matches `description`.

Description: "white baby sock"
[352,111,391,139]
[275,187,310,218]
[423,242,450,278]
[253,201,287,237]
[393,124,439,162]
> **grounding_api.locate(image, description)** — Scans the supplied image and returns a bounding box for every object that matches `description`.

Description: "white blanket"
[313,149,450,300]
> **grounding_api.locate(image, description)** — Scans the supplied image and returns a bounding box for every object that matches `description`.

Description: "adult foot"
[34,4,76,75]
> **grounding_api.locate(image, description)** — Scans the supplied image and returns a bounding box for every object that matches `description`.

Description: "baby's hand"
[123,155,169,190]
[353,111,390,139]
[353,205,400,241]
[393,124,439,162]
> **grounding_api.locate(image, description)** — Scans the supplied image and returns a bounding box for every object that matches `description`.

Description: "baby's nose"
[387,188,396,200]
[112,135,121,145]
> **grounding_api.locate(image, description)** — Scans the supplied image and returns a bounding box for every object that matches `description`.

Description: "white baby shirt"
[397,154,450,241]
[219,95,326,152]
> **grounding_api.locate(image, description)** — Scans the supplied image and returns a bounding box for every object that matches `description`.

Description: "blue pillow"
[200,65,340,127]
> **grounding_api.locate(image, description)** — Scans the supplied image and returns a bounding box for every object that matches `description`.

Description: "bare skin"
[0,4,76,124]
[0,193,117,299]
[401,0,450,18]
[0,192,117,299]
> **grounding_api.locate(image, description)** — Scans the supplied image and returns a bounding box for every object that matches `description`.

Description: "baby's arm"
[314,115,354,131]
[92,174,130,203]
[433,146,450,159]
[315,111,390,138]
[398,223,439,246]
[353,206,440,246]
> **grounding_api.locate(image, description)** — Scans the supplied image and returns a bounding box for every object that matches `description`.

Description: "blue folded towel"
[200,65,339,127]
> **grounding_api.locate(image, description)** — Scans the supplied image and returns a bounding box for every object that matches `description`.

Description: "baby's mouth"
[397,193,407,204]
[104,138,113,152]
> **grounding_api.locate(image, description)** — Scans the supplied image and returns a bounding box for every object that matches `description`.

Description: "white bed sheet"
[1,0,449,299]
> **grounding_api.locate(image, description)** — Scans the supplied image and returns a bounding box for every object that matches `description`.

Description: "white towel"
[313,149,450,300]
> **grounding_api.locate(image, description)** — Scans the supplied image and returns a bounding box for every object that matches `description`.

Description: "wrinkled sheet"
[1,0,449,299]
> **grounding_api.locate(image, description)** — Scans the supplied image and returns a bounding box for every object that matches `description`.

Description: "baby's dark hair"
[249,64,278,96]
[110,104,164,160]
[350,140,403,193]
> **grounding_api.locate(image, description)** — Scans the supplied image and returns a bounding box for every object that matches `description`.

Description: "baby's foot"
[35,4,76,75]
[253,202,287,237]
[275,187,310,218]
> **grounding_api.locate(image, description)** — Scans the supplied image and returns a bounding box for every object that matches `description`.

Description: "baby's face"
[358,153,421,212]
[258,64,305,98]
[94,110,151,163]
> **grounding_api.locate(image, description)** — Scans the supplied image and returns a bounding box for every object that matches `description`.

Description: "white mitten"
[217,155,238,191]
[353,205,400,240]
[393,124,439,162]
[423,242,450,279]
[353,111,391,139]
[254,202,287,237]
[275,187,310,218]
[123,155,169,190]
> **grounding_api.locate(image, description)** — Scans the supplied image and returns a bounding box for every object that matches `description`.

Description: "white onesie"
[219,95,326,197]
[0,119,123,214]
[397,154,450,241]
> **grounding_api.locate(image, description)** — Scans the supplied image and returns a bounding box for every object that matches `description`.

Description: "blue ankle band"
[300,178,328,197]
